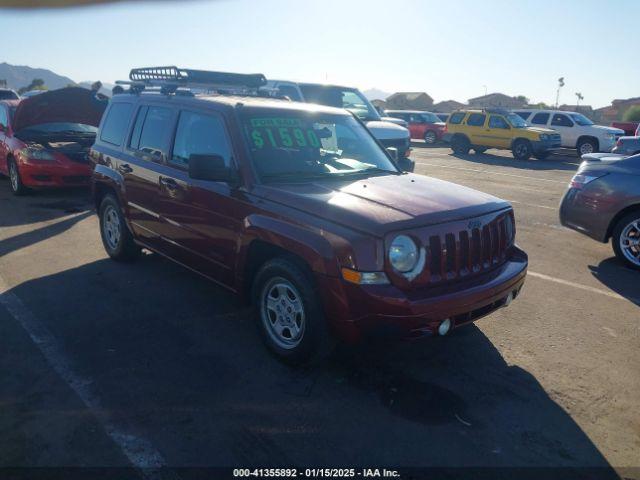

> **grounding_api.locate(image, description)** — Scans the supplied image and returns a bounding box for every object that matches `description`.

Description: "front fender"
[92,163,125,206]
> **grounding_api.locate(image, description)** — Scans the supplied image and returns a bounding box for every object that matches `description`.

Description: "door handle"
[159,176,179,189]
[117,163,133,174]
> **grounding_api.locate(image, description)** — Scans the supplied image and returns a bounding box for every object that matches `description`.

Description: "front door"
[155,109,241,289]
[485,115,512,148]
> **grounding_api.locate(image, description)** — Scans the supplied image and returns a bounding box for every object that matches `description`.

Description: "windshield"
[506,113,528,128]
[570,113,594,126]
[420,112,440,123]
[17,122,98,135]
[299,85,381,122]
[240,110,398,182]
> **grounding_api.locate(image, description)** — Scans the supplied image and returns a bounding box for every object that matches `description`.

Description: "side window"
[136,106,173,158]
[170,110,232,169]
[515,111,530,121]
[129,106,148,150]
[531,112,550,125]
[489,116,509,129]
[551,114,573,127]
[100,103,133,146]
[409,114,423,123]
[0,106,7,128]
[467,113,486,127]
[448,112,465,124]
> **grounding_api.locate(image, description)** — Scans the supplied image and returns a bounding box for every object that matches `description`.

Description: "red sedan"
[0,87,107,195]
[385,110,447,144]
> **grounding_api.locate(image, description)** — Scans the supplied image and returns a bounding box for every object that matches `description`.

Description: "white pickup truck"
[514,109,624,155]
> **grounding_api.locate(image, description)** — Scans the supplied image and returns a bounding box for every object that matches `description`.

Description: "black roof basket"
[119,66,268,94]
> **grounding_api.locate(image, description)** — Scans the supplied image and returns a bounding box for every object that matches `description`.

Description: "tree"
[514,95,529,104]
[18,78,48,94]
[622,105,640,122]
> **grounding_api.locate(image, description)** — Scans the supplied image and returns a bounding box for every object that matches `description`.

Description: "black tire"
[252,257,334,364]
[8,157,29,196]
[473,147,488,154]
[534,151,550,160]
[611,211,640,271]
[577,138,598,156]
[512,139,532,160]
[424,130,437,145]
[451,135,470,155]
[98,193,141,261]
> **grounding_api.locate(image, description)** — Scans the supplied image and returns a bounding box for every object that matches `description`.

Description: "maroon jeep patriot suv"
[91,67,527,363]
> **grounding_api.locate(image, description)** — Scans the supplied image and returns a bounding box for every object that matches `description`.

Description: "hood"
[381,116,408,127]
[525,126,556,134]
[590,125,625,135]
[364,120,410,140]
[256,173,509,237]
[13,87,108,132]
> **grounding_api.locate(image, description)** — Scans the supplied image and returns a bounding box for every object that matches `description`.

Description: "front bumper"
[19,159,92,188]
[532,139,561,154]
[316,247,528,343]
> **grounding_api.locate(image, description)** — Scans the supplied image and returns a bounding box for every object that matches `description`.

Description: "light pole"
[575,92,584,108]
[555,77,565,108]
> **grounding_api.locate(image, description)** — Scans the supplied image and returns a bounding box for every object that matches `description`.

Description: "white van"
[264,80,413,171]
[514,109,624,155]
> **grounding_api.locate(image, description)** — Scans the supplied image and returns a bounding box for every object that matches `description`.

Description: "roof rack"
[117,66,268,95]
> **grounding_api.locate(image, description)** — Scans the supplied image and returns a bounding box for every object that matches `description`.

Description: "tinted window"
[136,106,172,158]
[277,85,302,102]
[551,114,573,127]
[515,111,530,120]
[448,112,465,124]
[129,106,148,150]
[0,106,7,128]
[0,90,18,100]
[171,111,232,169]
[100,103,133,146]
[531,112,550,125]
[467,113,486,127]
[489,116,509,129]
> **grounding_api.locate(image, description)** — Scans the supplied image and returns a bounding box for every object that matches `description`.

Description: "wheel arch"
[576,135,599,152]
[606,203,640,241]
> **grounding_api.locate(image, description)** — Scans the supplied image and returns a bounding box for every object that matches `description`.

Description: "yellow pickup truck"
[444,109,561,160]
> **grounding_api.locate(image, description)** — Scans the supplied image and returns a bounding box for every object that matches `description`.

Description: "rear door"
[155,108,241,289]
[408,113,426,139]
[118,103,177,248]
[550,113,576,147]
[486,115,512,148]
[529,111,551,129]
[465,112,488,145]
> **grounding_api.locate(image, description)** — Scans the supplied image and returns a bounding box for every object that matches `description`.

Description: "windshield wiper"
[261,171,329,182]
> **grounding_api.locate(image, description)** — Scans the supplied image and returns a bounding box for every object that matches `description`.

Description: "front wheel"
[577,138,597,156]
[451,135,470,155]
[8,158,28,196]
[512,139,532,160]
[98,194,141,261]
[612,211,640,270]
[424,130,437,145]
[253,257,333,364]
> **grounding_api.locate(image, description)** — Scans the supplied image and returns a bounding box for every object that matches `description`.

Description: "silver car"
[560,153,640,270]
[612,136,640,156]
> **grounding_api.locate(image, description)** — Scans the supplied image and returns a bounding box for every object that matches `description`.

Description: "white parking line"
[416,162,570,185]
[0,275,168,479]
[506,199,558,211]
[528,271,633,302]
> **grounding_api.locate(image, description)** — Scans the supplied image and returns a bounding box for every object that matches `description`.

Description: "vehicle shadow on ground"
[588,257,640,306]
[0,179,92,228]
[1,253,620,478]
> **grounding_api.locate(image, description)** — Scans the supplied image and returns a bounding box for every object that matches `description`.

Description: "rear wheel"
[424,130,437,145]
[577,138,597,156]
[8,158,28,196]
[98,194,141,261]
[512,139,532,160]
[473,147,487,154]
[252,257,334,364]
[612,211,640,270]
[451,135,470,155]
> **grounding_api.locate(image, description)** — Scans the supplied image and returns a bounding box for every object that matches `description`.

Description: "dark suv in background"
[91,67,528,363]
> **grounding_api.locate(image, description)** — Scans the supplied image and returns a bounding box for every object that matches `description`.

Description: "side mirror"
[188,154,238,184]
[386,147,399,160]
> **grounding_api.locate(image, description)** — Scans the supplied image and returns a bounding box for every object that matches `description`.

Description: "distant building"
[558,104,594,117]
[386,92,434,110]
[371,99,387,110]
[432,100,466,113]
[594,97,640,123]
[468,93,528,109]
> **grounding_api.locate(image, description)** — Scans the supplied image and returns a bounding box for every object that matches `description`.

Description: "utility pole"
[555,77,565,109]
[575,92,583,107]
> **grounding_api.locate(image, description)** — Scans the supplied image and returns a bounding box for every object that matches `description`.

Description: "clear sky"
[0,0,637,108]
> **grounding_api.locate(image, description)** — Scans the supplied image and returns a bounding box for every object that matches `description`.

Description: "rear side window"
[0,106,7,128]
[467,113,486,127]
[133,106,173,158]
[448,112,465,124]
[531,112,550,125]
[171,111,232,169]
[551,114,573,127]
[100,103,133,146]
[515,111,530,120]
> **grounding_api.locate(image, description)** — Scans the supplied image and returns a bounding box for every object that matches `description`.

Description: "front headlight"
[20,147,56,161]
[539,134,549,141]
[389,235,418,272]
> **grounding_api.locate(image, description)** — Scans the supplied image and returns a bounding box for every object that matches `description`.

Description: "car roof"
[111,91,350,116]
[386,110,436,114]
[516,109,580,115]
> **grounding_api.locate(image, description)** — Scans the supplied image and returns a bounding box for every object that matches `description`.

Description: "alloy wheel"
[580,142,594,155]
[425,131,437,144]
[261,277,305,349]
[9,162,19,192]
[619,219,640,267]
[102,205,122,251]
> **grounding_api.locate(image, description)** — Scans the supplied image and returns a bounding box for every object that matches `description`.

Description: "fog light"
[438,318,451,336]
